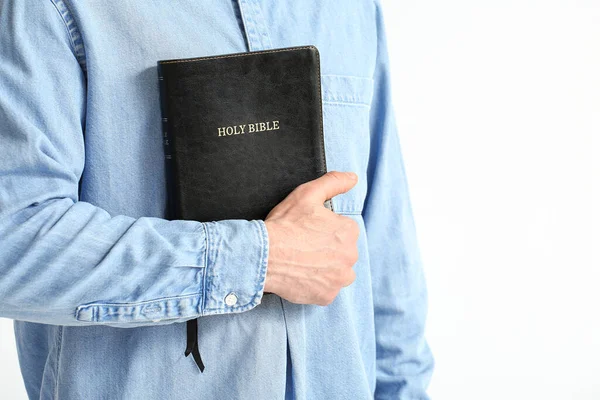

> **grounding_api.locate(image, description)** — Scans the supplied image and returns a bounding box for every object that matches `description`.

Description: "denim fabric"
[0,0,434,399]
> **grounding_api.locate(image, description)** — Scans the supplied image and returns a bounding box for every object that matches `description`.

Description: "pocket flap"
[321,74,374,106]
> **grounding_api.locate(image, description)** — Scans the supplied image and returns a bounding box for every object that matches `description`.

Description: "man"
[0,0,433,399]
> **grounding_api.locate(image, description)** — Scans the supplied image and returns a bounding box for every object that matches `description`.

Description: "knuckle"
[344,248,358,266]
[349,247,359,264]
[348,219,359,233]
[327,171,343,181]
[324,292,337,305]
[333,227,345,243]
[339,215,356,230]
[345,269,357,286]
[317,295,330,306]
[326,171,347,187]
[305,204,320,218]
[317,288,337,306]
[332,216,354,241]
[293,183,309,197]
[334,271,347,287]
[350,221,360,238]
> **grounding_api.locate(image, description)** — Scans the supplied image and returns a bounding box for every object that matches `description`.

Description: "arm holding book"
[0,0,257,327]
[0,1,267,326]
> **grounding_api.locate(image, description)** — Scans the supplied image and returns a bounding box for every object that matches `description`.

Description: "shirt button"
[225,292,238,306]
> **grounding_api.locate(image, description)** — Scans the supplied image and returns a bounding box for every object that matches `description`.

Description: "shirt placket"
[236,0,273,51]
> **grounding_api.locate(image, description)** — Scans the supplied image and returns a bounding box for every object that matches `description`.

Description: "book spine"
[157,63,176,220]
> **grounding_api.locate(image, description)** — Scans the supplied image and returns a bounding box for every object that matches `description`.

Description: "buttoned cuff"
[201,219,269,315]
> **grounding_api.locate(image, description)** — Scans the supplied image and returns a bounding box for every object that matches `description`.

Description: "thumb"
[302,171,358,203]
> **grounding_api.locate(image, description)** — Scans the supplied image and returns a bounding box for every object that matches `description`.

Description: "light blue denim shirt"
[0,0,433,399]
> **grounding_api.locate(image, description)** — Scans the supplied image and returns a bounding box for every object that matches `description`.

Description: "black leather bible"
[156,45,331,373]
[157,45,332,225]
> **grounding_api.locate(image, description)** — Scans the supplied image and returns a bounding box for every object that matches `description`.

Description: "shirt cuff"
[201,219,269,315]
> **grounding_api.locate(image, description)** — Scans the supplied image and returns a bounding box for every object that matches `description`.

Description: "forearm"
[0,197,269,327]
[0,0,268,328]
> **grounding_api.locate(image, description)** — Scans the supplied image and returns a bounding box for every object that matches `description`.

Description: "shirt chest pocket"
[321,74,374,215]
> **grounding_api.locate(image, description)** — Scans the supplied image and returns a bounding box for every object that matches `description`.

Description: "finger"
[302,171,358,203]
[342,269,357,287]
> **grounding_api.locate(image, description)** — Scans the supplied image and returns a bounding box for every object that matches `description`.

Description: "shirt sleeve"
[0,0,268,328]
[364,1,435,398]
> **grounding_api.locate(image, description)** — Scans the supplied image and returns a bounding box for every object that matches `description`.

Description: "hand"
[263,171,360,306]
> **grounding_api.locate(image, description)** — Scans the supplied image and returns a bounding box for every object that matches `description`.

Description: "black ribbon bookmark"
[185,318,205,373]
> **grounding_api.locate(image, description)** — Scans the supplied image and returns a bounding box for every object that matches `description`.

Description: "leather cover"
[157,45,332,223]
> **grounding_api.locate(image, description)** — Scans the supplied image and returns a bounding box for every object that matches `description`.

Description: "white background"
[1,1,598,399]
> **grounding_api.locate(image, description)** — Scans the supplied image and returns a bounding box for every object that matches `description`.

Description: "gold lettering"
[218,121,280,136]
